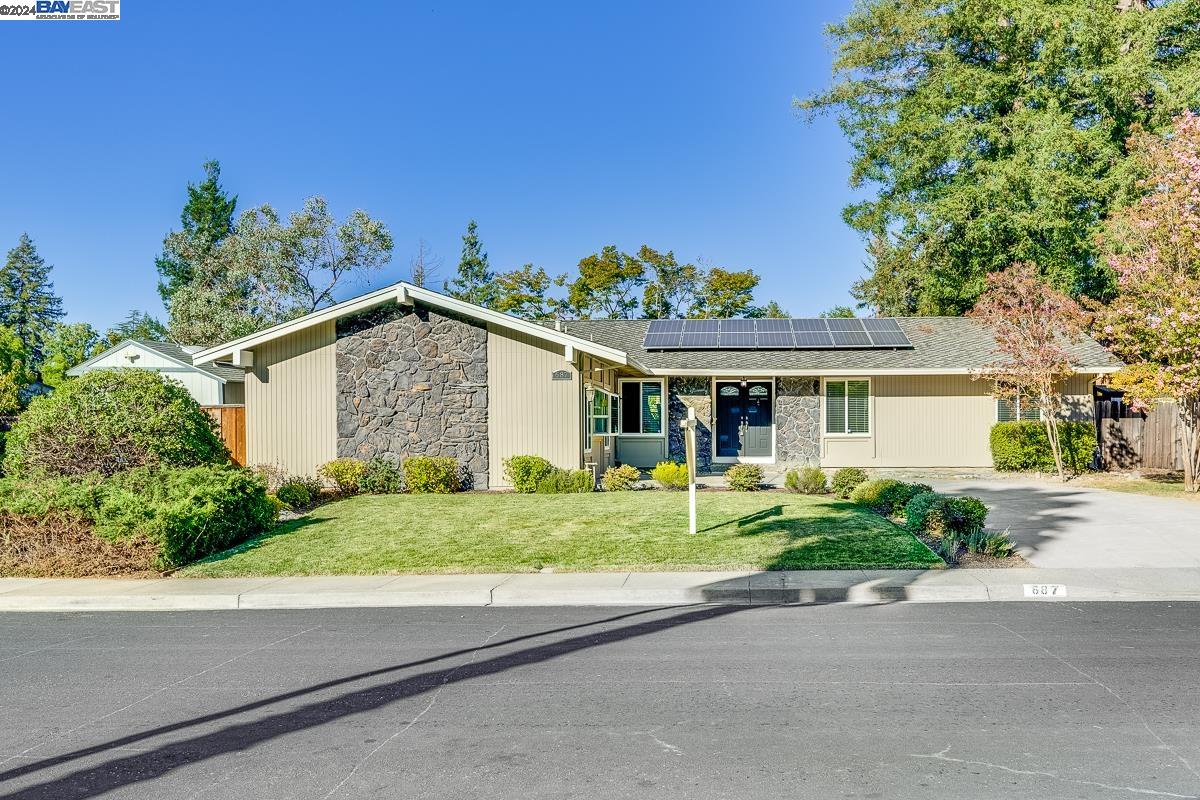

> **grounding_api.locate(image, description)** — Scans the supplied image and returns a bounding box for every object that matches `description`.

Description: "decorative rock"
[668,377,713,472]
[775,377,820,465]
[336,302,489,487]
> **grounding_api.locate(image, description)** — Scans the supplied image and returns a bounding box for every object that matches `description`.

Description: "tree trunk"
[1043,412,1066,481]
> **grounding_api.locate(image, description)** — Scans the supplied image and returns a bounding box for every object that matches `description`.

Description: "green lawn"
[182,491,942,576]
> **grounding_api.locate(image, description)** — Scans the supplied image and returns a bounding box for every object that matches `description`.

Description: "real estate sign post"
[682,407,697,535]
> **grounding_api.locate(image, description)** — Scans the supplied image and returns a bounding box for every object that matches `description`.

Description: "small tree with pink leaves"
[1094,112,1200,493]
[970,262,1089,481]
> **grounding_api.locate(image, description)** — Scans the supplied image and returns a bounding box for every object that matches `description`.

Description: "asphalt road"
[1,603,1198,800]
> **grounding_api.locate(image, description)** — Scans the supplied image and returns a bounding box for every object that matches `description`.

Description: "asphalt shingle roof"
[133,340,246,382]
[550,317,1120,373]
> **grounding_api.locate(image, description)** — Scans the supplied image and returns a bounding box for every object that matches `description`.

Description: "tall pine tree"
[156,159,238,305]
[444,220,496,307]
[0,233,64,369]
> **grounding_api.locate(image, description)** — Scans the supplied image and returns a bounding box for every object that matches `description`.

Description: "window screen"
[825,381,846,434]
[641,382,662,433]
[826,380,869,435]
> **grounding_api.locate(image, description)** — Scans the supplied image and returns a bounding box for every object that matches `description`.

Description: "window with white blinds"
[996,395,1042,422]
[825,379,870,435]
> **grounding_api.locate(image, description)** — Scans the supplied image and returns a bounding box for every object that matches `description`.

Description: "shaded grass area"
[182,491,942,576]
[1076,472,1198,501]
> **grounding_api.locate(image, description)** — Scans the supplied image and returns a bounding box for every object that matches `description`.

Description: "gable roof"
[190,281,628,367]
[549,317,1121,375]
[68,339,245,383]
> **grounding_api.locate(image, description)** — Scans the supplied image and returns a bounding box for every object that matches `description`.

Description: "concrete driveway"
[928,478,1200,568]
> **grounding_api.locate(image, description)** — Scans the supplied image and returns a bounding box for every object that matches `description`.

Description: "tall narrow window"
[825,379,870,435]
[619,380,665,434]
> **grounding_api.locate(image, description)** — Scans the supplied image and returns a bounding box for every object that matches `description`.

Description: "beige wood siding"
[80,342,224,405]
[487,325,581,487]
[820,373,1095,469]
[244,321,337,476]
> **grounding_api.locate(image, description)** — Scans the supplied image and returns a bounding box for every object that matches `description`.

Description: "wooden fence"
[1095,398,1183,471]
[201,405,246,465]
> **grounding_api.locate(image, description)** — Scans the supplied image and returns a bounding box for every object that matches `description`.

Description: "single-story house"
[69,338,245,405]
[190,281,1121,488]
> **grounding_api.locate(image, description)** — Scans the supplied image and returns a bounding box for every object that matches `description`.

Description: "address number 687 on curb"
[1024,584,1068,598]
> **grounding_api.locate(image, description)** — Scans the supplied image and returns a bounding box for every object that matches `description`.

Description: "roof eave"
[191,282,628,367]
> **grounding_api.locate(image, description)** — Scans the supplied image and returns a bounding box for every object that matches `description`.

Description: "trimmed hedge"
[990,421,1096,473]
[318,458,367,494]
[3,369,227,479]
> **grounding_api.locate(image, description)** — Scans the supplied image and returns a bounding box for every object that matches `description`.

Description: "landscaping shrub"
[904,491,990,541]
[252,463,288,493]
[503,455,556,494]
[534,467,594,494]
[849,478,900,513]
[0,510,160,577]
[3,369,227,479]
[990,420,1096,473]
[276,475,323,509]
[651,461,689,490]
[830,467,868,499]
[965,528,1015,559]
[360,457,404,494]
[96,466,276,568]
[725,463,763,491]
[402,456,461,494]
[318,458,366,495]
[785,466,827,494]
[266,493,287,520]
[879,481,933,516]
[601,464,641,492]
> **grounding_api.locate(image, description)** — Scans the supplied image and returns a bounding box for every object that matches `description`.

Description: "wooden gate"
[1095,396,1183,471]
[201,405,246,465]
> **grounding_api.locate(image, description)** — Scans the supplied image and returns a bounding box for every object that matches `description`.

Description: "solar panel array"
[641,318,912,350]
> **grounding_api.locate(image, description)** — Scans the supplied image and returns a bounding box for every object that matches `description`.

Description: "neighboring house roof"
[67,339,245,383]
[190,281,629,368]
[549,317,1122,376]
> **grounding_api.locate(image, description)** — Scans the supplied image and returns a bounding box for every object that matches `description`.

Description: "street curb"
[1,569,1199,611]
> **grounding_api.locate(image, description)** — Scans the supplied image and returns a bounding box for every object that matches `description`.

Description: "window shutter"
[825,381,846,434]
[847,380,870,434]
[641,382,662,433]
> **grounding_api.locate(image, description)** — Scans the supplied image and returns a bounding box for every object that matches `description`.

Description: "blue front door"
[715,381,773,458]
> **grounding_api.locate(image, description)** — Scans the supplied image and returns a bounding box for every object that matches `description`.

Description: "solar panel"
[639,317,911,350]
[754,319,795,347]
[861,318,912,347]
[679,319,719,348]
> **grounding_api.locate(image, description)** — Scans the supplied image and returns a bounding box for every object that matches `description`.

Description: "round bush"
[360,457,404,494]
[402,456,461,494]
[651,461,689,490]
[725,463,764,491]
[503,455,556,494]
[601,464,641,492]
[830,467,868,499]
[785,466,828,494]
[3,369,227,479]
[318,458,366,494]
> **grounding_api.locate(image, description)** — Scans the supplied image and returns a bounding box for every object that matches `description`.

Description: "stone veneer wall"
[335,303,489,488]
[667,377,713,472]
[775,377,820,466]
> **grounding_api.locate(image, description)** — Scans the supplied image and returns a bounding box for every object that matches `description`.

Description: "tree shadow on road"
[0,605,750,800]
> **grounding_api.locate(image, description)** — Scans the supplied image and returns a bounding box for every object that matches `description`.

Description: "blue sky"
[0,0,863,331]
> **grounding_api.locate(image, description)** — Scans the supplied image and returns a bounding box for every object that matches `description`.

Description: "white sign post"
[681,407,697,535]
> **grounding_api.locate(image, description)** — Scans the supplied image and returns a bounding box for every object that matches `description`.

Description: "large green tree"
[640,246,700,319]
[0,233,65,369]
[40,322,101,389]
[168,196,393,346]
[156,160,238,305]
[690,267,761,318]
[801,0,1200,315]
[105,310,170,347]
[491,264,562,319]
[566,246,646,319]
[445,220,496,307]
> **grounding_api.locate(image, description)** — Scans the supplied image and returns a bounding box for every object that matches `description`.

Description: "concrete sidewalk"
[1,568,1199,610]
